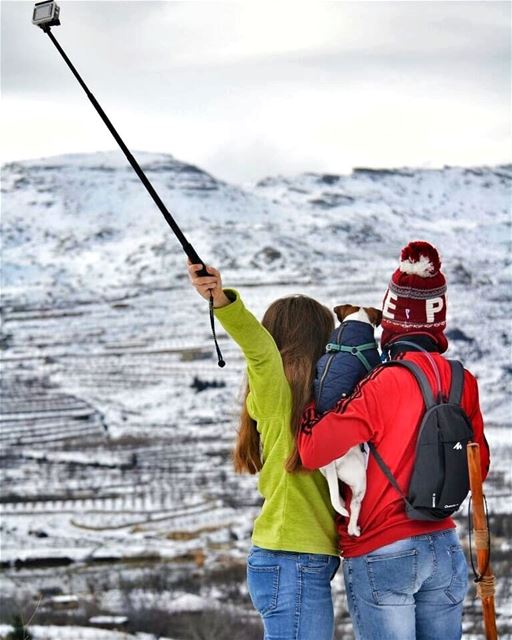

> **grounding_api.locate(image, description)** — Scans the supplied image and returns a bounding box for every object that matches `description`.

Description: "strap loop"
[468,493,492,584]
[325,341,377,372]
[209,294,225,368]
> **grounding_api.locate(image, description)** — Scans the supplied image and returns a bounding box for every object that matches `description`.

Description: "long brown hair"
[233,295,334,474]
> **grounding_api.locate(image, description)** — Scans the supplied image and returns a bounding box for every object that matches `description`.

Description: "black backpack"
[368,359,474,521]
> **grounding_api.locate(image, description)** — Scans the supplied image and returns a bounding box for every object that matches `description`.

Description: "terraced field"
[1,283,510,640]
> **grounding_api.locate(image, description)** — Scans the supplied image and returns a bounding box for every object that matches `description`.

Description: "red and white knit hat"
[381,241,448,352]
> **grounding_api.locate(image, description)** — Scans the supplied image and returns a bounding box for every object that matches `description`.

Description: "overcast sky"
[1,0,510,183]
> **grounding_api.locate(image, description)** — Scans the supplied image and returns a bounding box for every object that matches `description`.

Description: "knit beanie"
[381,241,448,353]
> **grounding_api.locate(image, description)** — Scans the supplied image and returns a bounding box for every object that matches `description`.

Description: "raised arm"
[187,263,291,419]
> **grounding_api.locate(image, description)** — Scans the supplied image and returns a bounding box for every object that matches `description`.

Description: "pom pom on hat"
[381,240,448,352]
[399,241,442,277]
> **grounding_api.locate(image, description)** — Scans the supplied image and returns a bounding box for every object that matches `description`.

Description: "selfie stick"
[33,1,225,366]
[38,27,205,271]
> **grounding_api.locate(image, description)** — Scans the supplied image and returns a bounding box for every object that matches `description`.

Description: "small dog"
[315,304,382,537]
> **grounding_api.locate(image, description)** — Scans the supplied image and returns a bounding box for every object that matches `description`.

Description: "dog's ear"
[364,307,383,327]
[334,304,359,322]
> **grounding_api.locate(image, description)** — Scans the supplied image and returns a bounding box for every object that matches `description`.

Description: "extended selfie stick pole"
[33,1,225,366]
[467,443,497,640]
[42,26,206,273]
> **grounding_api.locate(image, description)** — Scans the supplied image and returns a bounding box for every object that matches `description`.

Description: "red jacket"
[298,351,490,558]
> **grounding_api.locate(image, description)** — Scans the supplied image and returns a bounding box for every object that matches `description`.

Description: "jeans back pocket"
[247,562,280,615]
[366,549,418,605]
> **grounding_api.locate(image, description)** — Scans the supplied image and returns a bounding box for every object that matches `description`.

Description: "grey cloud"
[1,0,510,180]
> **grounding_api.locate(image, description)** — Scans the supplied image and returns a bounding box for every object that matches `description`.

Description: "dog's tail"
[322,463,349,516]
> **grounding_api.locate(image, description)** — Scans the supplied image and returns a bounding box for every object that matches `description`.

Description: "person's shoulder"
[363,359,424,394]
[461,365,480,394]
[352,362,398,398]
[369,360,411,379]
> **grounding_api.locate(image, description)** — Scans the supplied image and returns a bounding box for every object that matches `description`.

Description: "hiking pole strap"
[43,27,207,273]
[468,496,492,583]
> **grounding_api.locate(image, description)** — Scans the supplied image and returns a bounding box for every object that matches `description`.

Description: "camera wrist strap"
[209,294,225,368]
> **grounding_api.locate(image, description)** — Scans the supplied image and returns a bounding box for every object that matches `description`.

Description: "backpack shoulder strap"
[448,360,465,405]
[381,359,436,409]
[368,358,436,508]
[367,441,410,504]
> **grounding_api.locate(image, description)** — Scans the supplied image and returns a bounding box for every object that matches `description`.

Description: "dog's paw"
[348,524,361,537]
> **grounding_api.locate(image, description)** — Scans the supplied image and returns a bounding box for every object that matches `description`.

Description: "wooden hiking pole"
[467,442,497,640]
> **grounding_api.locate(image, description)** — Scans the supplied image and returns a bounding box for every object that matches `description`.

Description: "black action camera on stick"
[32,0,60,28]
[32,1,225,367]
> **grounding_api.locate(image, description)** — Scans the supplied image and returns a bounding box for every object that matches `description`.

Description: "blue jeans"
[343,529,468,640]
[247,545,340,640]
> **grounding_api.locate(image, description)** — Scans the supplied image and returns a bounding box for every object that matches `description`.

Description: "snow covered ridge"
[2,151,510,287]
[1,151,510,420]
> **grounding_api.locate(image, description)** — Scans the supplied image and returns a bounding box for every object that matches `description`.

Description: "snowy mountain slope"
[2,153,509,297]
[1,152,510,420]
[1,152,511,639]
[1,151,295,302]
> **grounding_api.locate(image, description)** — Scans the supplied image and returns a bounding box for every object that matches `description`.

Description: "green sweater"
[215,290,338,556]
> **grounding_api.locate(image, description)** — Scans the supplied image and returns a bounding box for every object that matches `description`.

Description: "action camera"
[32,1,60,28]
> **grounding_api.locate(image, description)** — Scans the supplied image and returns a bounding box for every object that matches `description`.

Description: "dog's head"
[334,304,382,327]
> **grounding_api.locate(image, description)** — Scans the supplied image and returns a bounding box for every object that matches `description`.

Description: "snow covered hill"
[0,152,510,639]
[2,151,511,421]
